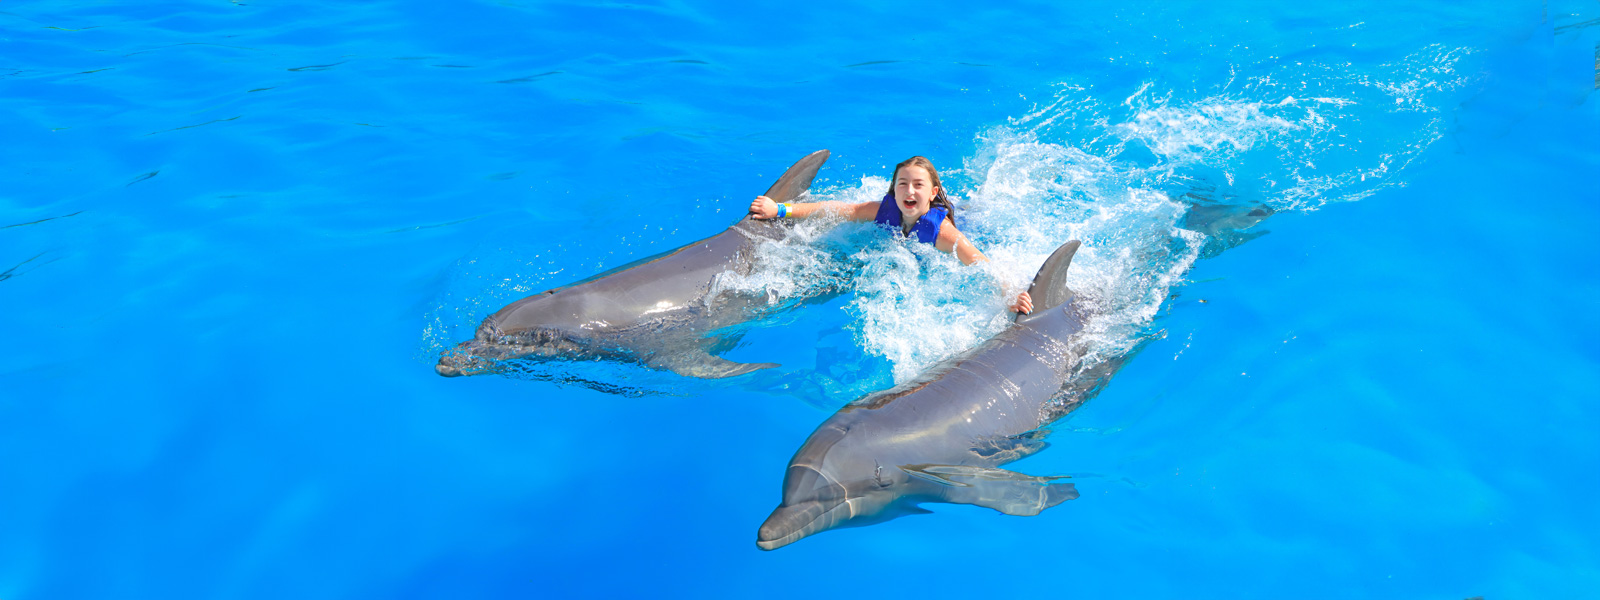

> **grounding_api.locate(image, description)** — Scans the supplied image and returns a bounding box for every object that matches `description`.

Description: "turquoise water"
[3,1,1598,598]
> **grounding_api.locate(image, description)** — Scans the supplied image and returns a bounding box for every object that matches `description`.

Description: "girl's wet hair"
[887,156,955,222]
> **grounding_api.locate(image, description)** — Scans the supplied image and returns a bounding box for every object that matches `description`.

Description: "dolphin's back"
[829,241,1089,467]
[483,153,830,339]
[489,219,777,335]
[835,306,1084,467]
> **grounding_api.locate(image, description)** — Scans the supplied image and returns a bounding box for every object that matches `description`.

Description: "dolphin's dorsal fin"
[761,150,830,204]
[900,464,1078,516]
[1016,240,1081,325]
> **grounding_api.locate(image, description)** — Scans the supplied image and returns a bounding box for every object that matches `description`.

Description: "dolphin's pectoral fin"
[901,464,1078,516]
[653,349,778,379]
[970,430,1051,462]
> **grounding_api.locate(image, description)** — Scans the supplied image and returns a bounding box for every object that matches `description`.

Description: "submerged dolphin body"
[757,240,1103,550]
[437,150,830,379]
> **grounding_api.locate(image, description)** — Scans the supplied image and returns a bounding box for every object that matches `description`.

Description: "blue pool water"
[3,1,1597,598]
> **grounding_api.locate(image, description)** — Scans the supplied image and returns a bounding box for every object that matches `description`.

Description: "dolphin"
[757,239,1105,550]
[437,150,830,379]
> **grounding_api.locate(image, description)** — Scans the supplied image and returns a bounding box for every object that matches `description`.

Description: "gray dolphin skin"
[757,239,1100,550]
[437,150,830,379]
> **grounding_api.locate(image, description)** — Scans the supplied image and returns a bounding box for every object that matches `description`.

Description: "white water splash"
[762,45,1474,385]
[423,43,1477,395]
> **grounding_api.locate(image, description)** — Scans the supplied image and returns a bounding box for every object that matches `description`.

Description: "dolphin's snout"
[435,361,464,377]
[756,522,787,550]
[435,349,479,377]
[756,506,806,551]
[756,497,841,551]
[435,341,509,378]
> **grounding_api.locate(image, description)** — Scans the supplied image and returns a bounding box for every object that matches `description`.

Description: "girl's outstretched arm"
[749,195,877,222]
[937,224,1034,314]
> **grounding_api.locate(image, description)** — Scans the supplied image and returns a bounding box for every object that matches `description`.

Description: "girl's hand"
[1012,291,1033,314]
[749,195,778,219]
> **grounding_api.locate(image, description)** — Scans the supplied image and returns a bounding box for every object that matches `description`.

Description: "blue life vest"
[873,193,947,245]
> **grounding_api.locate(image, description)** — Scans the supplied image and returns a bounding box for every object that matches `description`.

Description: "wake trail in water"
[421,43,1475,400]
[733,44,1476,390]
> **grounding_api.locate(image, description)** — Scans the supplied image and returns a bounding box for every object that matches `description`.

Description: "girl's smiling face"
[894,165,938,222]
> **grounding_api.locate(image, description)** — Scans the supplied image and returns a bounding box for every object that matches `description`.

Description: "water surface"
[2,1,1597,598]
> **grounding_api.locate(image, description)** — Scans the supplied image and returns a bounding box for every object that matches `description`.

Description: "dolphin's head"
[757,465,848,550]
[755,425,914,550]
[436,285,631,377]
[434,324,579,377]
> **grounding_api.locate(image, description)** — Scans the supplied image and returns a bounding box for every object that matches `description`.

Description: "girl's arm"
[749,195,877,222]
[936,224,986,266]
[937,224,1035,314]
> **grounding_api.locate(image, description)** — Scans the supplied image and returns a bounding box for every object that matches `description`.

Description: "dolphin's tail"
[1017,240,1081,325]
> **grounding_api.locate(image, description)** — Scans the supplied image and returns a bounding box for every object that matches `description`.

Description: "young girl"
[748,156,1033,314]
